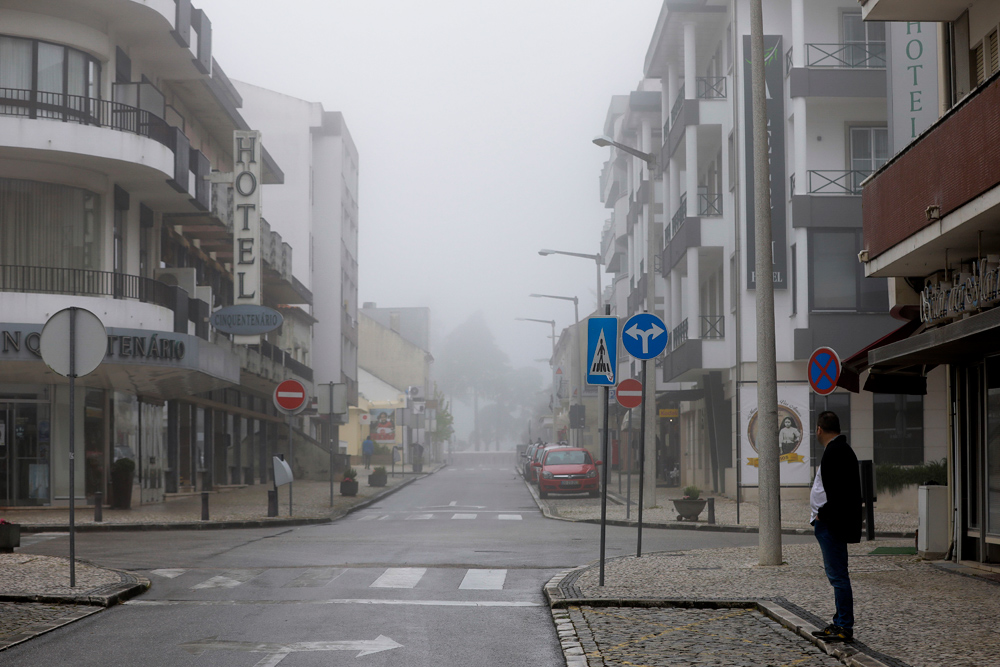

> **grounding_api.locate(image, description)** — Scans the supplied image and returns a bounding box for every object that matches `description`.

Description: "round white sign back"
[40,307,107,378]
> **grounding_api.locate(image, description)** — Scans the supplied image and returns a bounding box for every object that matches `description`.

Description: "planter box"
[0,524,21,553]
[672,498,706,521]
[340,479,359,497]
[368,472,387,487]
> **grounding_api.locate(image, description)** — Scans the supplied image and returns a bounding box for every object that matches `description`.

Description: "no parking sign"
[808,347,841,395]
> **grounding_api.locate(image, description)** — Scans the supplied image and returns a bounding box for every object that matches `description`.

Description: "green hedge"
[875,459,947,495]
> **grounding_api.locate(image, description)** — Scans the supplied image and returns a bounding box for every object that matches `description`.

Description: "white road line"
[451,514,477,520]
[356,515,379,521]
[377,515,389,520]
[448,501,457,506]
[459,569,507,590]
[193,570,260,590]
[129,599,542,607]
[405,513,434,520]
[150,568,187,579]
[498,514,522,521]
[370,568,426,589]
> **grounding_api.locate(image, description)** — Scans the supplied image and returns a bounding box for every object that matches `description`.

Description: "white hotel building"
[0,0,333,508]
[596,0,945,499]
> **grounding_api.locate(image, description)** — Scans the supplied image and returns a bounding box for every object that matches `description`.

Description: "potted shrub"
[672,485,707,521]
[340,468,359,496]
[0,519,20,553]
[369,466,387,487]
[110,457,136,509]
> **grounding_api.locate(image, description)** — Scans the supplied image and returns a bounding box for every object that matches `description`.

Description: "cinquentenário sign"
[210,305,283,336]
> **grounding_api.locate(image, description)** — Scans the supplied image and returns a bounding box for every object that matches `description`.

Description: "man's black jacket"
[818,434,862,543]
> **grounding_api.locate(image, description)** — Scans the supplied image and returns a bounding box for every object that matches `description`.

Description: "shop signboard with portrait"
[369,409,396,444]
[739,384,811,485]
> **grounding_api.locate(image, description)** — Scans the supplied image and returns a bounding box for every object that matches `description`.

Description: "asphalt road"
[4,459,812,666]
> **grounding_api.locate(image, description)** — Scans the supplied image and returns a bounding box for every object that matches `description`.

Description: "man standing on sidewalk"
[810,411,862,643]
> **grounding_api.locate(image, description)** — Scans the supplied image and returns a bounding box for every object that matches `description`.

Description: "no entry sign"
[616,378,643,409]
[808,347,841,396]
[274,379,308,414]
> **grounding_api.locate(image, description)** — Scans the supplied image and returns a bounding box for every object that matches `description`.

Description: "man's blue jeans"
[814,519,854,629]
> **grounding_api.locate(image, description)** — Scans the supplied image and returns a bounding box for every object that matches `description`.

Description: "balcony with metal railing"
[700,315,725,340]
[671,318,689,351]
[805,43,886,68]
[670,193,687,240]
[807,170,871,195]
[696,77,726,99]
[698,193,723,217]
[0,88,175,149]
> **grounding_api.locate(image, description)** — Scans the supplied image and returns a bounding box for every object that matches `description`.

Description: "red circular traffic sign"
[274,379,308,413]
[808,347,842,396]
[616,378,643,409]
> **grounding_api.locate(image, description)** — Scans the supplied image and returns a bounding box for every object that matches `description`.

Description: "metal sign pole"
[636,359,647,558]
[328,383,334,508]
[599,384,610,586]
[288,413,293,516]
[68,308,76,588]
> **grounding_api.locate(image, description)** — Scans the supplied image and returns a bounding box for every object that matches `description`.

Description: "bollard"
[201,491,209,521]
[94,492,103,523]
[267,490,278,517]
[707,497,715,525]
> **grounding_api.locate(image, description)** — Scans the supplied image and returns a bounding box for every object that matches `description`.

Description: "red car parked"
[536,447,601,499]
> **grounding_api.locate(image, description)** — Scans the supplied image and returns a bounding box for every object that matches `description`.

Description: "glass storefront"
[0,386,51,506]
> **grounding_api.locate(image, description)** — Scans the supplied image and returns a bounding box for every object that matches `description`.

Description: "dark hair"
[817,411,841,434]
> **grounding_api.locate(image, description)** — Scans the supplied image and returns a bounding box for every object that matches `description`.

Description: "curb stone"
[543,562,898,667]
[15,466,441,534]
[0,569,151,608]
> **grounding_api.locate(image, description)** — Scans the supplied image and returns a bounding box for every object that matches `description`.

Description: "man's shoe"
[811,625,854,642]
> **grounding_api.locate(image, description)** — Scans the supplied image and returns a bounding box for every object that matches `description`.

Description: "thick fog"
[199,0,661,373]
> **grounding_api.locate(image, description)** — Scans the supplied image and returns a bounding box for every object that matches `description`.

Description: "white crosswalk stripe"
[356,514,379,521]
[451,513,477,519]
[459,569,507,590]
[192,570,261,590]
[405,513,434,520]
[150,568,187,579]
[370,568,426,589]
[498,514,522,520]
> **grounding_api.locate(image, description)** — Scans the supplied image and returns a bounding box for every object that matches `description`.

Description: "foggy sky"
[198,0,662,371]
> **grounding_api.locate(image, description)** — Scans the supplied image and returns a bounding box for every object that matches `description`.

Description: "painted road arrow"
[180,635,403,662]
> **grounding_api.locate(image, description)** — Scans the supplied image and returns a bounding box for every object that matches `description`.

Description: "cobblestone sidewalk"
[557,542,1000,667]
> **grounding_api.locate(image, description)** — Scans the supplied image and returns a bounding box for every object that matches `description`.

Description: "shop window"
[873,394,923,465]
[985,357,1000,535]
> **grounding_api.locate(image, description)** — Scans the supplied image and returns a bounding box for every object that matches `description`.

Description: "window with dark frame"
[808,229,888,312]
[873,394,924,465]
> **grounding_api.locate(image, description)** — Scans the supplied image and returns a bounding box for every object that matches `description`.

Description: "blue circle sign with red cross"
[808,347,841,396]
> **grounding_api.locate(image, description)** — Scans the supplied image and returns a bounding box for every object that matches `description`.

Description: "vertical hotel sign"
[233,130,262,345]
[743,35,786,290]
[887,23,938,155]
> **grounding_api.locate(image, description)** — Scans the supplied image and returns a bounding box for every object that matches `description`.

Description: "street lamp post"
[517,317,557,442]
[530,294,582,447]
[593,134,660,510]
[538,249,603,313]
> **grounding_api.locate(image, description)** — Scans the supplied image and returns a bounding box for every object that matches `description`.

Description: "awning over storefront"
[869,305,1000,370]
[838,306,926,394]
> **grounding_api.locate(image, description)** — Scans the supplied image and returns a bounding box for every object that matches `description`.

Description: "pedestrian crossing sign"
[587,317,618,386]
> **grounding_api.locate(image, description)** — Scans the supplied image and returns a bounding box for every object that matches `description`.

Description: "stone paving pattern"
[548,472,917,534]
[570,604,844,667]
[0,554,122,597]
[0,468,422,526]
[572,543,1000,667]
[0,601,100,651]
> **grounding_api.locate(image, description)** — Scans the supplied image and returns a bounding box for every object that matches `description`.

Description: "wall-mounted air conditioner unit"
[154,268,197,296]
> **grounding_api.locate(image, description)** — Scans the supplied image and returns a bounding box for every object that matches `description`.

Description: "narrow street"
[2,462,800,666]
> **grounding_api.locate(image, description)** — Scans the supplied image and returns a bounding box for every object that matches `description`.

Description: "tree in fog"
[437,312,511,451]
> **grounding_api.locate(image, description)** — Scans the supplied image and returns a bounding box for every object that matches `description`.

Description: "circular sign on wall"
[616,378,643,409]
[273,379,308,414]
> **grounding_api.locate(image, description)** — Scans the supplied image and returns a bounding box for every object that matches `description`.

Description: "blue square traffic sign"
[586,317,618,385]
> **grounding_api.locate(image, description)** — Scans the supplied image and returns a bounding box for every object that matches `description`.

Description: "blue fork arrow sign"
[621,313,669,360]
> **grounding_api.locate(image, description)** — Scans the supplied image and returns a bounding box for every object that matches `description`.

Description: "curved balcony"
[0,88,173,149]
[0,264,173,307]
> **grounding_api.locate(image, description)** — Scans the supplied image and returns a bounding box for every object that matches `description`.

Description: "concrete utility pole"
[749,0,782,566]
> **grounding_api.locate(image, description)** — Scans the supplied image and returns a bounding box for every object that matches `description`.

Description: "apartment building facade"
[597,0,945,499]
[0,0,317,508]
[859,0,1000,567]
